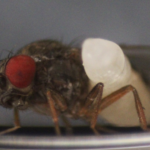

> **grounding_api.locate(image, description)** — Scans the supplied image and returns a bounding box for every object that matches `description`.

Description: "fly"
[0,39,147,135]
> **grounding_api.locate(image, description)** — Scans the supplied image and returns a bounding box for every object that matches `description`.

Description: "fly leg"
[99,85,148,130]
[46,90,61,135]
[61,115,73,135]
[0,108,20,135]
[46,90,68,135]
[78,83,104,135]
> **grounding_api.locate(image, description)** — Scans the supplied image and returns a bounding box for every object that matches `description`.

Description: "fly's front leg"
[99,85,148,130]
[79,83,104,135]
[0,108,20,135]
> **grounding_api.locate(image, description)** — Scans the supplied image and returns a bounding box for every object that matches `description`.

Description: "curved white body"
[82,38,150,127]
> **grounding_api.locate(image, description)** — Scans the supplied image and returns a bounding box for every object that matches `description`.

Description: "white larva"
[82,38,150,127]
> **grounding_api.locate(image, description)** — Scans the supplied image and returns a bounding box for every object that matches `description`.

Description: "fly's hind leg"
[79,83,104,135]
[0,108,20,135]
[78,83,148,135]
[99,85,148,131]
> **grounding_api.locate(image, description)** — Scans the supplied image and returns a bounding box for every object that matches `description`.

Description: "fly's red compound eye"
[5,55,36,88]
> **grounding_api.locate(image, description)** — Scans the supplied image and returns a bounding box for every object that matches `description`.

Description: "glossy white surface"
[82,38,131,97]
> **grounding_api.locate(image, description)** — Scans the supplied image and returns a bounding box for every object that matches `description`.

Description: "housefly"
[0,40,147,135]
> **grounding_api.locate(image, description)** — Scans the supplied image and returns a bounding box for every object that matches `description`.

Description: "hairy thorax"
[17,40,89,116]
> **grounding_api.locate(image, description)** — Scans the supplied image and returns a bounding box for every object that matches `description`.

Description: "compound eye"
[5,55,36,88]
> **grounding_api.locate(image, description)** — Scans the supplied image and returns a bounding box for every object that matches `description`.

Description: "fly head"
[0,55,36,109]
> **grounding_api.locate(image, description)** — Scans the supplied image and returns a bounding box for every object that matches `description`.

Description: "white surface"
[82,39,126,83]
[82,38,131,97]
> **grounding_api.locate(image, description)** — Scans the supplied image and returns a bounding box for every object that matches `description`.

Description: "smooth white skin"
[82,38,131,97]
[82,38,125,83]
[82,38,150,127]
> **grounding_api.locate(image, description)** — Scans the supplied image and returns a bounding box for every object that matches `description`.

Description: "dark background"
[0,0,150,127]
